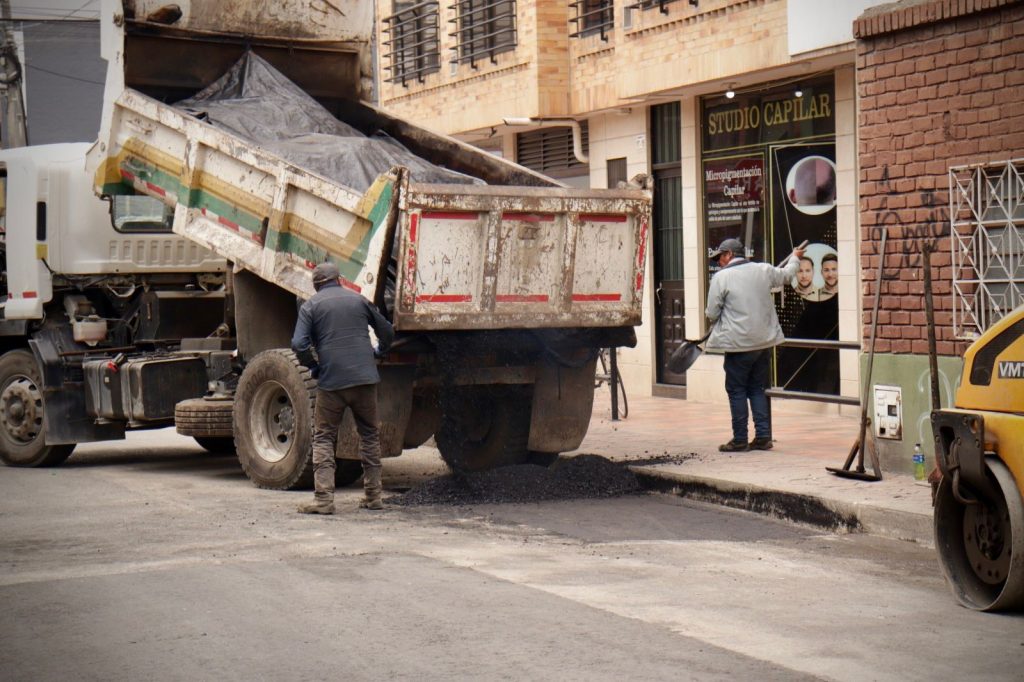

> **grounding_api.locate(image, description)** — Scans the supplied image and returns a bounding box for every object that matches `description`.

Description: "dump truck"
[932,305,1024,611]
[0,0,650,489]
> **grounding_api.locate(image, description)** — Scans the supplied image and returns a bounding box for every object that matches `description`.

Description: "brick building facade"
[371,0,1024,472]
[853,0,1024,469]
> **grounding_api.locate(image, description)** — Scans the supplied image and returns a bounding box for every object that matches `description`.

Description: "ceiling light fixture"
[794,84,804,98]
[725,83,736,99]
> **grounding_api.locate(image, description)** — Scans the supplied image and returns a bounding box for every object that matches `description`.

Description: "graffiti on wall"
[868,166,946,274]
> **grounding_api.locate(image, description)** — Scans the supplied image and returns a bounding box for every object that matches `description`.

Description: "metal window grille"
[950,159,1024,336]
[569,0,614,40]
[382,0,441,85]
[448,0,517,67]
[515,123,590,175]
[624,0,682,15]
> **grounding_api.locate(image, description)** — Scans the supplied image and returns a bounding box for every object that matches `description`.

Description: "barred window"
[569,0,614,40]
[383,1,441,85]
[625,0,683,15]
[515,123,590,177]
[448,0,517,67]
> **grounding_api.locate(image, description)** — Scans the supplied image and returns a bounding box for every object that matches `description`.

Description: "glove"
[309,363,321,380]
[373,346,387,359]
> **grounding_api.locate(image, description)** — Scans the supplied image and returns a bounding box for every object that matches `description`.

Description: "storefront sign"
[703,76,835,152]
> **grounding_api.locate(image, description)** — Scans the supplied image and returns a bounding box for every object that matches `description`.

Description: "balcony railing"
[448,0,517,68]
[382,1,441,85]
[568,0,614,41]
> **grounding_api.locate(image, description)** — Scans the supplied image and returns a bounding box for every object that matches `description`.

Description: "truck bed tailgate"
[396,184,649,331]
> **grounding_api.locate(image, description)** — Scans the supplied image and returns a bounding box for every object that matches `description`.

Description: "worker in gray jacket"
[705,238,804,452]
[291,262,394,514]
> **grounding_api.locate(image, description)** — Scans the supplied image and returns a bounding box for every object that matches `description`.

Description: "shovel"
[667,329,713,374]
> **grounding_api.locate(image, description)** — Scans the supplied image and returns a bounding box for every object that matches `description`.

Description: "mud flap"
[527,356,598,453]
[335,365,415,460]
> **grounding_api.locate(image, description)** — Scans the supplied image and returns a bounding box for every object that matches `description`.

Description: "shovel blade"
[667,342,703,374]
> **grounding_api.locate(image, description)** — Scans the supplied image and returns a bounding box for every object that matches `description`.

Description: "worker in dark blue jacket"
[291,262,394,513]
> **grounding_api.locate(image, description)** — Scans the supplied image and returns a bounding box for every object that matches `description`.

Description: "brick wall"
[855,0,1024,355]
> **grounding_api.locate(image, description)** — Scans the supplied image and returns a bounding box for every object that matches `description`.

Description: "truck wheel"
[435,386,531,473]
[234,349,316,490]
[0,349,75,467]
[935,458,1024,611]
[194,437,236,454]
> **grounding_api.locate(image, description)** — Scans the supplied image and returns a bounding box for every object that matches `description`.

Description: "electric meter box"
[873,384,903,440]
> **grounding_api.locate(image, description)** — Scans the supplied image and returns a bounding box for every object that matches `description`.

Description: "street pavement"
[573,389,935,546]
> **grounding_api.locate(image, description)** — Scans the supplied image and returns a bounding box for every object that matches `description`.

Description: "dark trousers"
[723,350,771,443]
[312,384,381,502]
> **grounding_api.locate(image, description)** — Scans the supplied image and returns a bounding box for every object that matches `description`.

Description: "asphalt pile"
[388,454,643,506]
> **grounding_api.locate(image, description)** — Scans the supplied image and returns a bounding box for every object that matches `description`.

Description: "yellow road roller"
[932,305,1024,611]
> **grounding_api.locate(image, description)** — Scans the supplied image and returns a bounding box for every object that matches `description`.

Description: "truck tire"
[233,349,316,490]
[175,398,234,438]
[436,386,531,473]
[935,457,1024,611]
[194,436,236,454]
[0,349,75,467]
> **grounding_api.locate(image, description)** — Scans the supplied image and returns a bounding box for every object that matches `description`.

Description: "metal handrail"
[777,338,860,350]
[768,336,859,405]
[765,388,860,406]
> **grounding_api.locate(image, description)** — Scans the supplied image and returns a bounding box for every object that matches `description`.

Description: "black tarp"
[174,52,482,192]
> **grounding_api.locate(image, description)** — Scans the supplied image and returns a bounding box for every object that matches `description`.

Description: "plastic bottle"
[913,443,926,481]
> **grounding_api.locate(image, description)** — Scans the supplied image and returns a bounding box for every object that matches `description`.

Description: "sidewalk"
[569,389,935,546]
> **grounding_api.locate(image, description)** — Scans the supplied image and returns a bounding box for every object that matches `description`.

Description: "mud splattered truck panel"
[0,0,650,488]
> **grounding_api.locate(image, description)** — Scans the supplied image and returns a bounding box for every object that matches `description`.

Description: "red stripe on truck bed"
[415,294,473,303]
[572,293,622,302]
[420,212,479,221]
[635,214,649,292]
[580,214,627,223]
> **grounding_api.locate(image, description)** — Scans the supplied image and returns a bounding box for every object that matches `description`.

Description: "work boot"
[718,439,750,452]
[359,465,384,510]
[297,499,335,515]
[749,437,774,450]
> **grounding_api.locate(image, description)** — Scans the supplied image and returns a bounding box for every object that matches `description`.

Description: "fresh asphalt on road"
[0,429,1021,681]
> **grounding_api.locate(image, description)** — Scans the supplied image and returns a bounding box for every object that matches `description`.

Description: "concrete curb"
[631,467,935,547]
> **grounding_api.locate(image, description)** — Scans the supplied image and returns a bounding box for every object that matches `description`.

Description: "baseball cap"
[708,238,744,260]
[311,262,340,285]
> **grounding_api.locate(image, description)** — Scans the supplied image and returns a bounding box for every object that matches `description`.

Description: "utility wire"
[56,0,97,21]
[25,61,102,85]
[0,17,97,22]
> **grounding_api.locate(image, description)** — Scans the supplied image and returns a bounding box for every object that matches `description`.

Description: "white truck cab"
[1,143,223,321]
